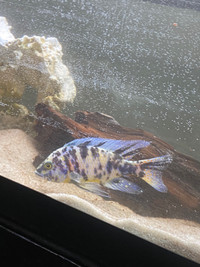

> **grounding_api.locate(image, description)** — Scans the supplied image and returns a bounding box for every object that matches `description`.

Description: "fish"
[35,137,173,198]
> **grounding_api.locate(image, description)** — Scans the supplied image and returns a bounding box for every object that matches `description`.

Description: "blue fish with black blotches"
[35,138,173,198]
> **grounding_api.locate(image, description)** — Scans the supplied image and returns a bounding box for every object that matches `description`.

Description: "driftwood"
[34,103,200,223]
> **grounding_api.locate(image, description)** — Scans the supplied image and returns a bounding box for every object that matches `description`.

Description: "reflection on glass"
[0,1,200,264]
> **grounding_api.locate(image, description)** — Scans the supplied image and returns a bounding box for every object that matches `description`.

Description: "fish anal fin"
[104,177,143,195]
[142,169,167,192]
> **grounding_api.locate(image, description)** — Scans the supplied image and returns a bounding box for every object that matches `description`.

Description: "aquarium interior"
[0,0,200,265]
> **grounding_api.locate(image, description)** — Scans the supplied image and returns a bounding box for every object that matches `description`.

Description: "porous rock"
[0,17,76,111]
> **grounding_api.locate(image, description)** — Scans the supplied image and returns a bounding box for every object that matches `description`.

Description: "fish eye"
[44,162,53,170]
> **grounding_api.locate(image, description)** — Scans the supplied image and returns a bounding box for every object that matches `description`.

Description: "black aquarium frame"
[0,175,198,267]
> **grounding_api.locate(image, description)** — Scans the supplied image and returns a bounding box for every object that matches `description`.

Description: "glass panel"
[0,0,200,263]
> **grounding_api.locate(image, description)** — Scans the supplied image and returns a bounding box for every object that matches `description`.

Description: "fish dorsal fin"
[66,138,150,158]
[66,138,95,147]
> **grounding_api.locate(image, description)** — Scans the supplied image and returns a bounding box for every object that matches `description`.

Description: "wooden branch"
[34,103,200,222]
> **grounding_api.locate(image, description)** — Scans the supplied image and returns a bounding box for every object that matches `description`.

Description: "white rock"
[0,17,76,110]
[0,17,15,45]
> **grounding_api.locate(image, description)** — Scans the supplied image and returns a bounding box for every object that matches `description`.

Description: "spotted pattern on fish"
[106,160,113,174]
[118,163,137,175]
[90,147,99,159]
[52,156,66,174]
[69,147,77,160]
[79,146,88,159]
[96,173,102,179]
[55,151,61,157]
[64,154,73,172]
[81,168,88,180]
[62,147,67,153]
[74,161,80,174]
[35,138,172,195]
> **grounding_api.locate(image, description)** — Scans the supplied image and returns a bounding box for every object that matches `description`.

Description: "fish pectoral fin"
[69,172,110,198]
[142,170,167,192]
[79,182,110,198]
[104,178,143,195]
[69,172,83,184]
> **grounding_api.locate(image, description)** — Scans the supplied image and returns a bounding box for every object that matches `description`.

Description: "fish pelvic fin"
[79,182,110,198]
[69,171,110,198]
[135,154,173,192]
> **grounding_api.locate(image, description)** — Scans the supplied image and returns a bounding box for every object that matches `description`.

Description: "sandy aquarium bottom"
[0,128,200,265]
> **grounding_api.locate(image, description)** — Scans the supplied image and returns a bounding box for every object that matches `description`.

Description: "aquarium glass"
[0,0,200,263]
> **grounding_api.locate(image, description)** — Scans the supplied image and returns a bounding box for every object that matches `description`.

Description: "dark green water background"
[1,0,200,160]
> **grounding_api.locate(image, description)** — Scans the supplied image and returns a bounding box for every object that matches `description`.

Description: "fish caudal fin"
[136,154,172,192]
[142,169,167,192]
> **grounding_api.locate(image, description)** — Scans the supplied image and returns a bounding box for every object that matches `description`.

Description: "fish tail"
[134,154,172,192]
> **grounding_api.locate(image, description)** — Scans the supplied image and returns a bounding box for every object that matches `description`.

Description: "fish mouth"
[35,170,44,177]
[35,170,52,181]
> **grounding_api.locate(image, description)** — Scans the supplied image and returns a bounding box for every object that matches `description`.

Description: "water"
[1,1,200,263]
[1,0,200,160]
